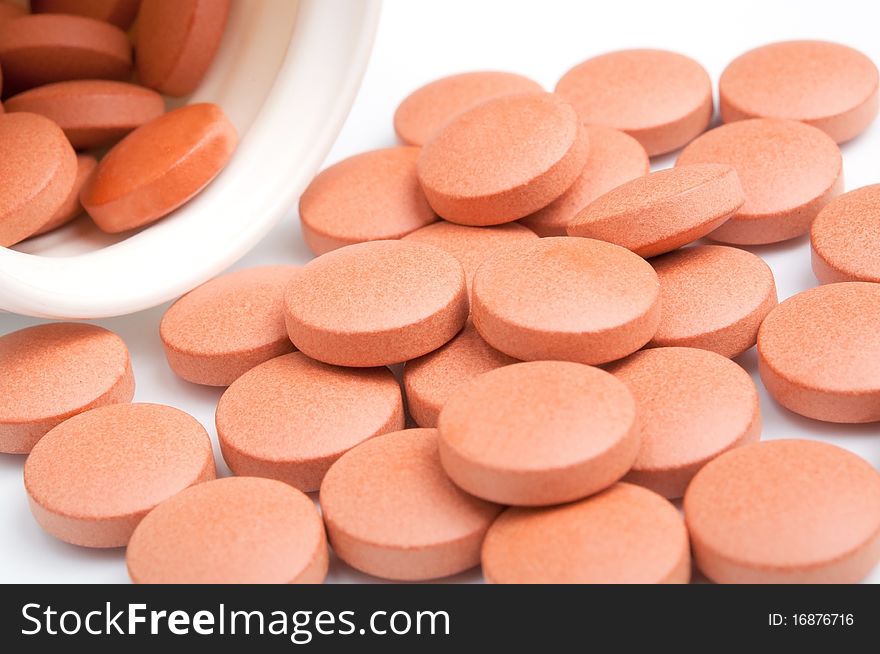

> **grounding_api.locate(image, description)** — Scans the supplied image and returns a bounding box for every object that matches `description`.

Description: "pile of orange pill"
[3,34,880,585]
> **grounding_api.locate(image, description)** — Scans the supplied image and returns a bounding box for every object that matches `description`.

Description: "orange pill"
[0,14,131,95]
[32,154,98,237]
[811,185,880,284]
[299,147,437,256]
[404,320,518,428]
[81,103,237,233]
[136,0,230,97]
[472,237,660,365]
[677,118,843,244]
[0,1,25,27]
[127,477,328,584]
[0,112,77,246]
[31,0,142,30]
[25,403,215,548]
[720,40,879,144]
[0,323,134,454]
[394,71,544,146]
[321,428,502,581]
[417,92,589,225]
[758,282,880,423]
[685,439,880,583]
[556,49,712,156]
[161,266,298,387]
[483,483,689,584]
[5,80,165,150]
[607,347,761,499]
[649,245,777,358]
[216,352,404,491]
[438,361,638,506]
[567,164,744,257]
[284,240,468,367]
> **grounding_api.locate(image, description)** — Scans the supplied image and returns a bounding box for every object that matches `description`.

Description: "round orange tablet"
[482,483,690,584]
[757,282,880,423]
[520,124,649,237]
[25,403,215,548]
[811,185,880,284]
[394,71,544,146]
[161,266,298,386]
[81,103,237,233]
[0,322,134,454]
[321,428,502,581]
[720,40,879,144]
[649,245,778,358]
[32,154,97,237]
[31,0,142,30]
[417,92,589,225]
[299,147,437,256]
[0,112,77,246]
[284,240,468,367]
[567,164,745,257]
[471,237,660,365]
[404,320,518,428]
[438,361,638,506]
[685,439,880,583]
[127,476,328,584]
[676,118,843,244]
[555,49,712,156]
[607,347,761,499]
[0,2,25,27]
[216,352,404,491]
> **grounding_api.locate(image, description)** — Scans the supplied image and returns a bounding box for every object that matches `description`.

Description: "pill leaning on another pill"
[810,185,880,284]
[31,0,142,30]
[31,154,98,237]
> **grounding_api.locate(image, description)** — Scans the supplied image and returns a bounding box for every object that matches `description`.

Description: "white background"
[2,0,880,583]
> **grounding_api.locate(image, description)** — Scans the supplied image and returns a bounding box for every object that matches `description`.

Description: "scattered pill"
[284,240,468,367]
[127,476,328,584]
[483,483,690,584]
[567,164,744,257]
[649,245,777,357]
[758,282,880,423]
[556,49,712,156]
[417,92,589,225]
[471,237,660,364]
[685,439,880,583]
[720,40,879,144]
[216,352,404,491]
[438,361,638,506]
[31,0,142,30]
[32,154,98,237]
[677,118,843,244]
[810,185,880,284]
[299,147,437,256]
[24,403,214,548]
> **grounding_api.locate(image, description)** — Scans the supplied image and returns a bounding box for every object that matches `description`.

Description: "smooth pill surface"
[811,185,880,284]
[216,352,404,491]
[0,323,134,453]
[685,440,880,583]
[649,245,777,357]
[0,112,77,246]
[720,40,879,143]
[520,124,649,236]
[299,147,437,255]
[438,361,638,506]
[0,2,25,26]
[25,403,214,548]
[555,49,712,156]
[394,71,544,146]
[284,240,468,367]
[5,80,165,149]
[136,0,230,97]
[161,266,298,386]
[32,0,142,29]
[321,428,502,581]
[81,103,237,233]
[404,320,518,428]
[127,477,328,584]
[483,483,690,584]
[757,282,880,423]
[33,154,97,236]
[471,237,660,365]
[567,164,744,257]
[607,347,761,499]
[417,92,589,225]
[677,118,843,244]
